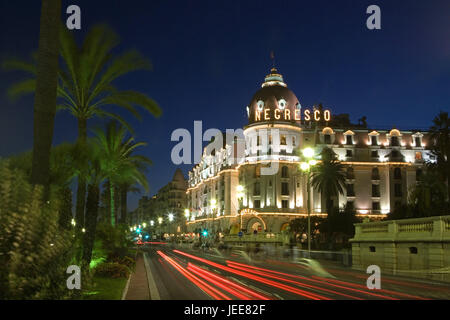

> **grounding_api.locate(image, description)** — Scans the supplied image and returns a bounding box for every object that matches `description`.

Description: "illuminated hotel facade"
[185,68,433,234]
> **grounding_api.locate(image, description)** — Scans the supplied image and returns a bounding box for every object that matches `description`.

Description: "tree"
[91,121,150,226]
[310,148,346,215]
[31,0,62,189]
[429,111,450,201]
[3,24,162,229]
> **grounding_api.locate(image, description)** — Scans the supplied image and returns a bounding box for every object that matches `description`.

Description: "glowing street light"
[158,217,163,224]
[302,147,315,159]
[168,213,174,222]
[210,199,217,209]
[300,147,317,257]
[184,209,190,219]
[150,220,154,226]
[142,222,147,228]
[300,162,310,171]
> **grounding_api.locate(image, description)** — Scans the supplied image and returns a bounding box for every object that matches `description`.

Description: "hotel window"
[255,166,261,178]
[394,183,402,197]
[282,200,289,208]
[371,150,378,158]
[324,134,331,144]
[346,201,354,210]
[254,200,261,209]
[415,136,422,147]
[269,135,272,144]
[416,169,423,181]
[346,135,353,145]
[281,182,289,195]
[280,135,287,145]
[372,167,380,180]
[346,167,355,179]
[281,166,288,178]
[346,149,353,157]
[253,182,260,196]
[391,136,399,146]
[257,136,260,146]
[371,135,378,146]
[346,183,355,197]
[394,167,401,179]
[372,184,380,197]
[268,180,272,187]
[372,201,380,211]
[415,151,422,161]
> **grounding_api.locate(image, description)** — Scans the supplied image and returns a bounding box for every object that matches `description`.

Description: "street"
[140,243,450,300]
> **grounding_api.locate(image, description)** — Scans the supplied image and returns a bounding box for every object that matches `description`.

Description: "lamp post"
[168,213,174,239]
[236,185,244,232]
[210,199,217,244]
[300,147,317,257]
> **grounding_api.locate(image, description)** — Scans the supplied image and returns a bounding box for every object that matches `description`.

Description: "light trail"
[157,250,231,300]
[311,276,429,300]
[187,263,272,300]
[173,250,329,300]
[226,261,364,300]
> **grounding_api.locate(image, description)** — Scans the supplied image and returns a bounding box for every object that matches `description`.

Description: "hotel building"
[185,68,433,235]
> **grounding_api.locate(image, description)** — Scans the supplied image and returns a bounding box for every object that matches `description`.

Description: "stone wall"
[350,215,450,282]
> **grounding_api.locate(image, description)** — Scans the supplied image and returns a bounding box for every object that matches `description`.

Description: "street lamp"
[300,147,317,257]
[210,199,217,243]
[150,220,154,226]
[236,185,245,232]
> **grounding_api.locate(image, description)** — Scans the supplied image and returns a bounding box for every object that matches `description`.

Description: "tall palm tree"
[91,121,150,226]
[3,24,162,228]
[30,0,62,188]
[310,148,346,215]
[429,111,450,201]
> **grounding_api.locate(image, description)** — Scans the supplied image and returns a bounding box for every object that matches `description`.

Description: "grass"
[83,276,128,300]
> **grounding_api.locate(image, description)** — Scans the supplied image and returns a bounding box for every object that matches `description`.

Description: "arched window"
[281,166,288,178]
[394,167,401,179]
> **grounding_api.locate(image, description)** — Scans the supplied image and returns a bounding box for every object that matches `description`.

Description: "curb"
[143,252,161,300]
[121,273,132,300]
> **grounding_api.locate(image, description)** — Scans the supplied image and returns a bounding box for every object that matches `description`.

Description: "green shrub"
[94,262,130,279]
[0,161,77,299]
[108,255,135,270]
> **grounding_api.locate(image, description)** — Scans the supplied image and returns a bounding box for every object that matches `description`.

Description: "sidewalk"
[124,252,150,300]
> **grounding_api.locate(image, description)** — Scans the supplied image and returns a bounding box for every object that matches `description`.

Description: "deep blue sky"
[1,0,449,211]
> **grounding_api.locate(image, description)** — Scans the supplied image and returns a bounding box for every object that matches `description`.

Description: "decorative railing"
[398,222,433,233]
[360,224,388,233]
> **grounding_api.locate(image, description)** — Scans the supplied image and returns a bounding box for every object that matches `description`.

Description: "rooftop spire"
[262,66,286,88]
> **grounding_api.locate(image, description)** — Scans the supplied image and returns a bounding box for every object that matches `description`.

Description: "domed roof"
[247,68,300,125]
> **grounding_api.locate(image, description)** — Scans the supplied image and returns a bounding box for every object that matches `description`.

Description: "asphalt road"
[141,243,450,300]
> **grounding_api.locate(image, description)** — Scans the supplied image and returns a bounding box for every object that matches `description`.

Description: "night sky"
[1,0,449,211]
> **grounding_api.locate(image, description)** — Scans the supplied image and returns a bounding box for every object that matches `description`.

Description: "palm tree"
[429,111,450,201]
[91,121,150,226]
[310,148,346,215]
[30,0,62,188]
[3,24,162,228]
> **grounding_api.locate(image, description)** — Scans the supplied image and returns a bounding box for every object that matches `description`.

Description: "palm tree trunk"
[30,0,62,189]
[120,185,128,225]
[75,119,87,229]
[82,183,100,268]
[110,182,115,226]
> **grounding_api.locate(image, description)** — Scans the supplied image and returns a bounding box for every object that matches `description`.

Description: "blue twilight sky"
[0,0,449,211]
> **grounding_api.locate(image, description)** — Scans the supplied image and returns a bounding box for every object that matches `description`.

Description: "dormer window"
[415,136,422,147]
[371,136,378,146]
[278,99,287,110]
[346,135,353,145]
[391,136,399,146]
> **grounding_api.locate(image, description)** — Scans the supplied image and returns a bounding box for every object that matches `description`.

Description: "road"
[141,243,450,300]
